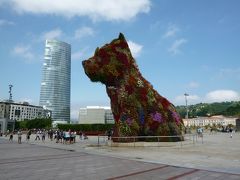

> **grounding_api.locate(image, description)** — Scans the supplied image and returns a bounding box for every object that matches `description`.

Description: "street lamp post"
[184,93,189,119]
[9,84,13,102]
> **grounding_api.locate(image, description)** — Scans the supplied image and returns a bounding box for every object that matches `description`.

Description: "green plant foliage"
[15,118,52,130]
[176,101,240,118]
[82,33,183,141]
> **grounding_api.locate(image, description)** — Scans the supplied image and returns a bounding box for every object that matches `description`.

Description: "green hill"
[176,101,240,118]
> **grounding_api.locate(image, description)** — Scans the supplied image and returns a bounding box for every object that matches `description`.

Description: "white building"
[78,106,114,124]
[0,101,51,122]
[183,115,237,127]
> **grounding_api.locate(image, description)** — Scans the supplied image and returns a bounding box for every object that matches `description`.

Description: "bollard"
[97,135,100,147]
[180,136,182,148]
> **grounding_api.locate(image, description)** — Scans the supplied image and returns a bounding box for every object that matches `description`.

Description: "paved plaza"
[0,132,240,179]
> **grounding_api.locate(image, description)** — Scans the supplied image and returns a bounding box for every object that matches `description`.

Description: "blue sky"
[0,0,240,120]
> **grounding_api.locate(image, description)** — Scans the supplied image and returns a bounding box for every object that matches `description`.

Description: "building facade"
[39,40,71,122]
[78,106,114,124]
[0,101,51,133]
[183,115,237,127]
[0,101,51,121]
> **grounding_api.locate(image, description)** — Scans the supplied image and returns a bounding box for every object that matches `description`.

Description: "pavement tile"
[1,133,240,179]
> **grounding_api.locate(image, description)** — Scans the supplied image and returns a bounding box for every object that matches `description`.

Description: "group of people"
[8,130,22,144]
[27,129,79,144]
[53,129,78,144]
[5,129,87,144]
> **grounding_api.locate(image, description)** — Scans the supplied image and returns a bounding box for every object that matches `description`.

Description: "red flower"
[128,75,136,85]
[99,50,110,65]
[138,88,148,103]
[161,97,171,109]
[117,53,129,66]
[125,85,134,94]
[114,114,120,123]
[150,121,159,130]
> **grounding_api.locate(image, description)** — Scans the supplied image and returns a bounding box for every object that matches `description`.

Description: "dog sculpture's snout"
[82,60,87,67]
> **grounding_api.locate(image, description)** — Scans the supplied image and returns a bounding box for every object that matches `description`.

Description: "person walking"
[35,130,41,140]
[9,131,13,142]
[49,129,53,141]
[17,130,22,144]
[41,130,46,142]
[26,130,31,142]
[107,129,112,140]
[229,128,233,138]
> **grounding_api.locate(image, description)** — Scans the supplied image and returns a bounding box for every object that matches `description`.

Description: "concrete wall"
[79,106,114,124]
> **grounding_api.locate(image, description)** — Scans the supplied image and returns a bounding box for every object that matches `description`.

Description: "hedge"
[57,124,114,132]
[15,118,52,130]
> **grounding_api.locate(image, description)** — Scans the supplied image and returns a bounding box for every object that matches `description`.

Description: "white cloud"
[163,24,179,38]
[168,38,187,55]
[74,26,94,39]
[41,28,62,40]
[205,90,240,103]
[173,89,240,106]
[174,94,200,105]
[7,0,151,22]
[188,81,200,88]
[12,45,34,61]
[0,19,15,26]
[127,40,143,57]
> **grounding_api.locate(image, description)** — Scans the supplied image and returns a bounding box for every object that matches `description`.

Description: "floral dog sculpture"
[82,33,183,142]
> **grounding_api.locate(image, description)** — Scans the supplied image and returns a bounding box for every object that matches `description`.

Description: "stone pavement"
[0,132,240,179]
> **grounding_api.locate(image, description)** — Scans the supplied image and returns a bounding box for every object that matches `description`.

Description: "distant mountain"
[176,101,240,118]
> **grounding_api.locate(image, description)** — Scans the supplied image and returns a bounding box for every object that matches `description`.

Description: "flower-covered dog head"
[82,33,136,86]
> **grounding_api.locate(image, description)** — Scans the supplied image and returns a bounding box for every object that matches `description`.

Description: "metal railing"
[97,133,203,148]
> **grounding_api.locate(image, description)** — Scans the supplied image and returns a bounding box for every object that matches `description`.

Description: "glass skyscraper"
[39,40,71,122]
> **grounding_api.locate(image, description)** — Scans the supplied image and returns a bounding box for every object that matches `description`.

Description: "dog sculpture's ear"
[94,47,99,56]
[118,33,126,41]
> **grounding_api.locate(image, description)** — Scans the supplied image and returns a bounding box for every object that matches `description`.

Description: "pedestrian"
[229,128,233,138]
[73,131,76,143]
[49,129,53,141]
[107,129,112,140]
[9,131,13,142]
[26,130,31,142]
[65,130,70,144]
[60,130,64,143]
[79,131,83,140]
[35,130,41,140]
[5,129,9,137]
[17,130,22,144]
[41,130,46,142]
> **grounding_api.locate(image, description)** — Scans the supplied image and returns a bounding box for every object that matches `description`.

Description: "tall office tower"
[39,40,71,123]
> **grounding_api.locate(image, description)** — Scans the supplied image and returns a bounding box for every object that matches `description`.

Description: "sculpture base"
[111,136,184,143]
